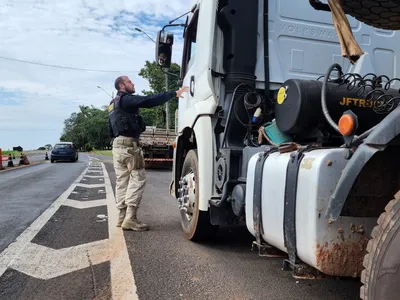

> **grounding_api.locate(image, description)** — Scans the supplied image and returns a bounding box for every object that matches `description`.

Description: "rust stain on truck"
[315,235,369,277]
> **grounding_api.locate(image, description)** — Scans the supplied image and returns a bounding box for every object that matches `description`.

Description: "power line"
[0,128,59,131]
[0,55,140,73]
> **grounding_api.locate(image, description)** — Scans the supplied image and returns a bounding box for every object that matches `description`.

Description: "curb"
[0,160,45,173]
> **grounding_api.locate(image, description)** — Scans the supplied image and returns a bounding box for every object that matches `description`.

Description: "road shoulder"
[0,160,44,173]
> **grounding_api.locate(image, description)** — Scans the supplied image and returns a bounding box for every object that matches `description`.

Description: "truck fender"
[173,116,214,212]
[169,135,179,198]
[192,116,214,211]
[325,106,400,221]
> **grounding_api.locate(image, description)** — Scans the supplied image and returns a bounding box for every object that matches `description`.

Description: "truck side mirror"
[155,30,174,69]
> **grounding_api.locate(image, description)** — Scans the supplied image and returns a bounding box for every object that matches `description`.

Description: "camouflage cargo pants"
[112,136,146,209]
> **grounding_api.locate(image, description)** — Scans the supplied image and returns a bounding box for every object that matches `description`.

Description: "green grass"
[2,150,44,155]
[1,151,21,156]
[1,150,48,160]
[91,150,112,156]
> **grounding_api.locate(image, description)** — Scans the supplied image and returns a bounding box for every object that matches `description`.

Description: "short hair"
[114,76,125,91]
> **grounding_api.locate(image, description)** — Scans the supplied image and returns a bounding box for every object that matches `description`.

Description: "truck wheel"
[179,149,217,241]
[342,0,400,30]
[360,190,400,300]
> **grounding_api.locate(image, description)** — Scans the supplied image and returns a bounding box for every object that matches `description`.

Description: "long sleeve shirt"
[108,91,176,138]
[119,91,176,113]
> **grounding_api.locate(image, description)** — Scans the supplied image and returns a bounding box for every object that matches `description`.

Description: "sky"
[0,0,189,151]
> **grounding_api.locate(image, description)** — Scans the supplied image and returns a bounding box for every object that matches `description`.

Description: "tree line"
[59,61,181,151]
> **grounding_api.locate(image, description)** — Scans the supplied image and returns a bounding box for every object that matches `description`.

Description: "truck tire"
[342,0,400,30]
[360,190,400,300]
[179,150,217,241]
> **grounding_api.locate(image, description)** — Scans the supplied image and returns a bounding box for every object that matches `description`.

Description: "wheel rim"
[178,169,196,224]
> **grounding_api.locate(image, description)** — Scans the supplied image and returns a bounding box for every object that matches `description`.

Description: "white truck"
[155,1,400,299]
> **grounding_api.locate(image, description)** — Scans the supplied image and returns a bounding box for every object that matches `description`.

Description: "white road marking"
[64,199,107,209]
[102,161,139,300]
[0,157,139,300]
[11,240,111,280]
[74,183,106,188]
[81,178,105,182]
[0,165,88,277]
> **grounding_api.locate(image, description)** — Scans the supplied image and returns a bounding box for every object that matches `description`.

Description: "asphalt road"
[0,153,362,300]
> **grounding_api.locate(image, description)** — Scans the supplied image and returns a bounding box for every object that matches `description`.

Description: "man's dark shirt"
[108,91,176,138]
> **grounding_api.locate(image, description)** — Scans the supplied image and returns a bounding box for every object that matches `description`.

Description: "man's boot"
[116,207,126,227]
[121,206,149,231]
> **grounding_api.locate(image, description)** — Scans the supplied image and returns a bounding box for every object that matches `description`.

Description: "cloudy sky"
[0,0,188,150]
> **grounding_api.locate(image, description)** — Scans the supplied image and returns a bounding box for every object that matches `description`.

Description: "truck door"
[178,1,217,132]
[180,10,198,110]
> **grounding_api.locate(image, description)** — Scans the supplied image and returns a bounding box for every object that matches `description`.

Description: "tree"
[60,105,111,151]
[138,60,181,129]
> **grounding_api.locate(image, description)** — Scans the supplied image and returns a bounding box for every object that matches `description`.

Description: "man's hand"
[176,86,189,98]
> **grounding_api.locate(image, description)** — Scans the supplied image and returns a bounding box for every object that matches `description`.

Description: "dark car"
[51,142,78,163]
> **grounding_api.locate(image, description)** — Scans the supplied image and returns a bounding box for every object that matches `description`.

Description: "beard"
[126,87,135,94]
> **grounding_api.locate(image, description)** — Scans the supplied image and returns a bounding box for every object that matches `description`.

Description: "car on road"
[50,142,78,163]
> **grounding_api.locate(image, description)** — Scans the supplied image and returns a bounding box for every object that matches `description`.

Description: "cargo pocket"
[127,147,145,170]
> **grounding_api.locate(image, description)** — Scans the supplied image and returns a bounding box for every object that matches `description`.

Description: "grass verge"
[91,150,112,156]
[2,151,22,156]
[1,150,44,156]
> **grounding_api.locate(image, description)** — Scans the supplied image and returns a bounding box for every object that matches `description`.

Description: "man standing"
[108,75,189,231]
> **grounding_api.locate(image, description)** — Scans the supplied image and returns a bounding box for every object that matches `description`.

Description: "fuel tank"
[245,148,377,276]
[274,79,399,135]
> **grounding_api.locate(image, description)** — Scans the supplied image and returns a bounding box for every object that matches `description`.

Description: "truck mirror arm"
[159,66,180,78]
[168,4,197,25]
[161,23,186,32]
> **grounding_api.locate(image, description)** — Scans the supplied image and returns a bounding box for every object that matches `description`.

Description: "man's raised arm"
[121,91,176,111]
[120,86,189,112]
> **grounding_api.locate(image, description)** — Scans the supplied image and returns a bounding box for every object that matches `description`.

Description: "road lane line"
[101,162,140,300]
[0,162,89,277]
